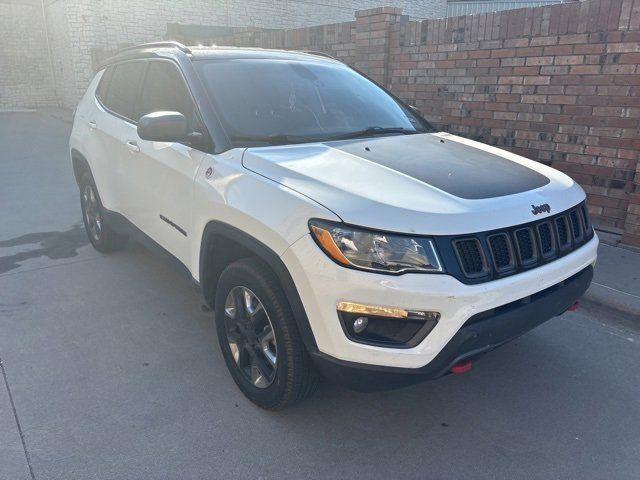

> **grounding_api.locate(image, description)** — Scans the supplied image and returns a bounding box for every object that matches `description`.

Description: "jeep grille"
[451,202,593,282]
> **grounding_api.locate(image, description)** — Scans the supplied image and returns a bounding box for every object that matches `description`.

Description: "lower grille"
[451,201,593,282]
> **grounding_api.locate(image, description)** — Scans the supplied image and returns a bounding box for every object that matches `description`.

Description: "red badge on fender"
[205,167,213,178]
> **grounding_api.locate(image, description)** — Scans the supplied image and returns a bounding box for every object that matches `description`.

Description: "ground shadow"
[0,224,89,273]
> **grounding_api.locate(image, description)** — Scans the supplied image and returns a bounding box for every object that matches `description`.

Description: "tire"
[79,172,128,253]
[215,257,319,409]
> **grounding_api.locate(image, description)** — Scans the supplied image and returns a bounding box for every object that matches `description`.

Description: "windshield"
[194,58,433,146]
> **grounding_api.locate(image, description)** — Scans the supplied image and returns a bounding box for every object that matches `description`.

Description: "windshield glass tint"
[195,59,430,145]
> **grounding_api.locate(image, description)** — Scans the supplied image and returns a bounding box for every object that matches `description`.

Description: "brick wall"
[386,0,640,245]
[207,21,358,64]
[212,0,640,247]
[0,0,58,108]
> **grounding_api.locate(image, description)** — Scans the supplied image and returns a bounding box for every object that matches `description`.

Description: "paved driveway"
[1,111,639,480]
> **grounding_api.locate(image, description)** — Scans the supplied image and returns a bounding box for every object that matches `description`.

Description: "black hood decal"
[327,134,550,200]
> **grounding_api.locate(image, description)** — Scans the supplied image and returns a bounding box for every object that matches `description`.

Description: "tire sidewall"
[79,172,106,250]
[215,262,294,408]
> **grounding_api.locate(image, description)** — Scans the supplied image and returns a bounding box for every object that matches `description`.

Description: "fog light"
[353,316,368,333]
[337,301,440,348]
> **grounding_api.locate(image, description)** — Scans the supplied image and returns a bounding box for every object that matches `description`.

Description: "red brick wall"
[388,0,640,245]
[209,0,640,246]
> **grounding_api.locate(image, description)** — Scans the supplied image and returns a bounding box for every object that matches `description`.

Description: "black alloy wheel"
[223,286,278,389]
[82,183,103,242]
[214,257,319,409]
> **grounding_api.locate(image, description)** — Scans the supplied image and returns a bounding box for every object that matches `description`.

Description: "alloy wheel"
[224,286,278,388]
[82,184,102,241]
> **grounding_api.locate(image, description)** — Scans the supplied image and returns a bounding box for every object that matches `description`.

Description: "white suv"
[70,42,598,409]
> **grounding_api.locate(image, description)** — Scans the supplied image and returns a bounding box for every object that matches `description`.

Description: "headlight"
[309,220,443,274]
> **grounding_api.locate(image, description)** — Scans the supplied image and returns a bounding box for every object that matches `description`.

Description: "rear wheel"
[79,172,128,252]
[215,257,319,409]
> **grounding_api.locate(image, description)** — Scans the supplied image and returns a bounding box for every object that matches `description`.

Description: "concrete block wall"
[0,0,58,108]
[44,0,77,109]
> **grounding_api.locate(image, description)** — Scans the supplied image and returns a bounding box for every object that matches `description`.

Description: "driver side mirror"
[138,111,188,143]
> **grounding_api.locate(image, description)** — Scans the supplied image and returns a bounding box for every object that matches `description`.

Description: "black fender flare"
[70,149,94,187]
[199,221,318,353]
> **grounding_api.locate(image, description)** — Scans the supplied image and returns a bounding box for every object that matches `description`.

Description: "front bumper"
[282,233,598,370]
[310,265,592,391]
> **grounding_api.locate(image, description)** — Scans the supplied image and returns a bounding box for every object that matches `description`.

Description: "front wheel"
[214,257,319,409]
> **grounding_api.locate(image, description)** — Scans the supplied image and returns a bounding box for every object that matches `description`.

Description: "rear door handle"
[126,140,140,153]
[87,120,97,129]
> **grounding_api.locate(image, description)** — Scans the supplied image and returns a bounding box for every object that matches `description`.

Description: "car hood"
[241,132,585,235]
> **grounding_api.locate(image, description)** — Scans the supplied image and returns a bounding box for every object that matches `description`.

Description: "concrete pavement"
[584,241,640,319]
[1,110,639,479]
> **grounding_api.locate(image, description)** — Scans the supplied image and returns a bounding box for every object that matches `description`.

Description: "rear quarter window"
[95,67,112,103]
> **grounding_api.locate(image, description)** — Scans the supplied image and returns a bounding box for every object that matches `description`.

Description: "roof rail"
[304,50,337,60]
[117,41,191,55]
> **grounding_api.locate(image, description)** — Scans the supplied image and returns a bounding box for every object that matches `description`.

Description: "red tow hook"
[450,359,472,375]
[568,301,580,312]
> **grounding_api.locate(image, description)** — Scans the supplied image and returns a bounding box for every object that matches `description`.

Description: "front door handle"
[126,140,140,153]
[88,120,97,129]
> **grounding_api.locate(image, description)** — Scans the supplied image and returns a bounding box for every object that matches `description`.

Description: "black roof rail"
[304,50,337,60]
[117,41,191,55]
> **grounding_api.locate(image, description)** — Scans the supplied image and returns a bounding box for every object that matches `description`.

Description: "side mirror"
[138,111,188,143]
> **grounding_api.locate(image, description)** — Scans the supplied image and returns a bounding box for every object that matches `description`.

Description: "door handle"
[126,140,140,153]
[87,120,97,129]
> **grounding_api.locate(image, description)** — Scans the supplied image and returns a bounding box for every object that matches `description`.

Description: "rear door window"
[102,61,146,122]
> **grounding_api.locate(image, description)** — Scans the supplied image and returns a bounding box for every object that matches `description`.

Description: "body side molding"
[160,214,187,236]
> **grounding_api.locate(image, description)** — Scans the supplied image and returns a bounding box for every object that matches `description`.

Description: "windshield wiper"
[230,127,420,146]
[229,133,317,146]
[327,126,419,141]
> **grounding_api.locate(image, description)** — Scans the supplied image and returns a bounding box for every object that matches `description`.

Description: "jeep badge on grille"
[531,203,551,215]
